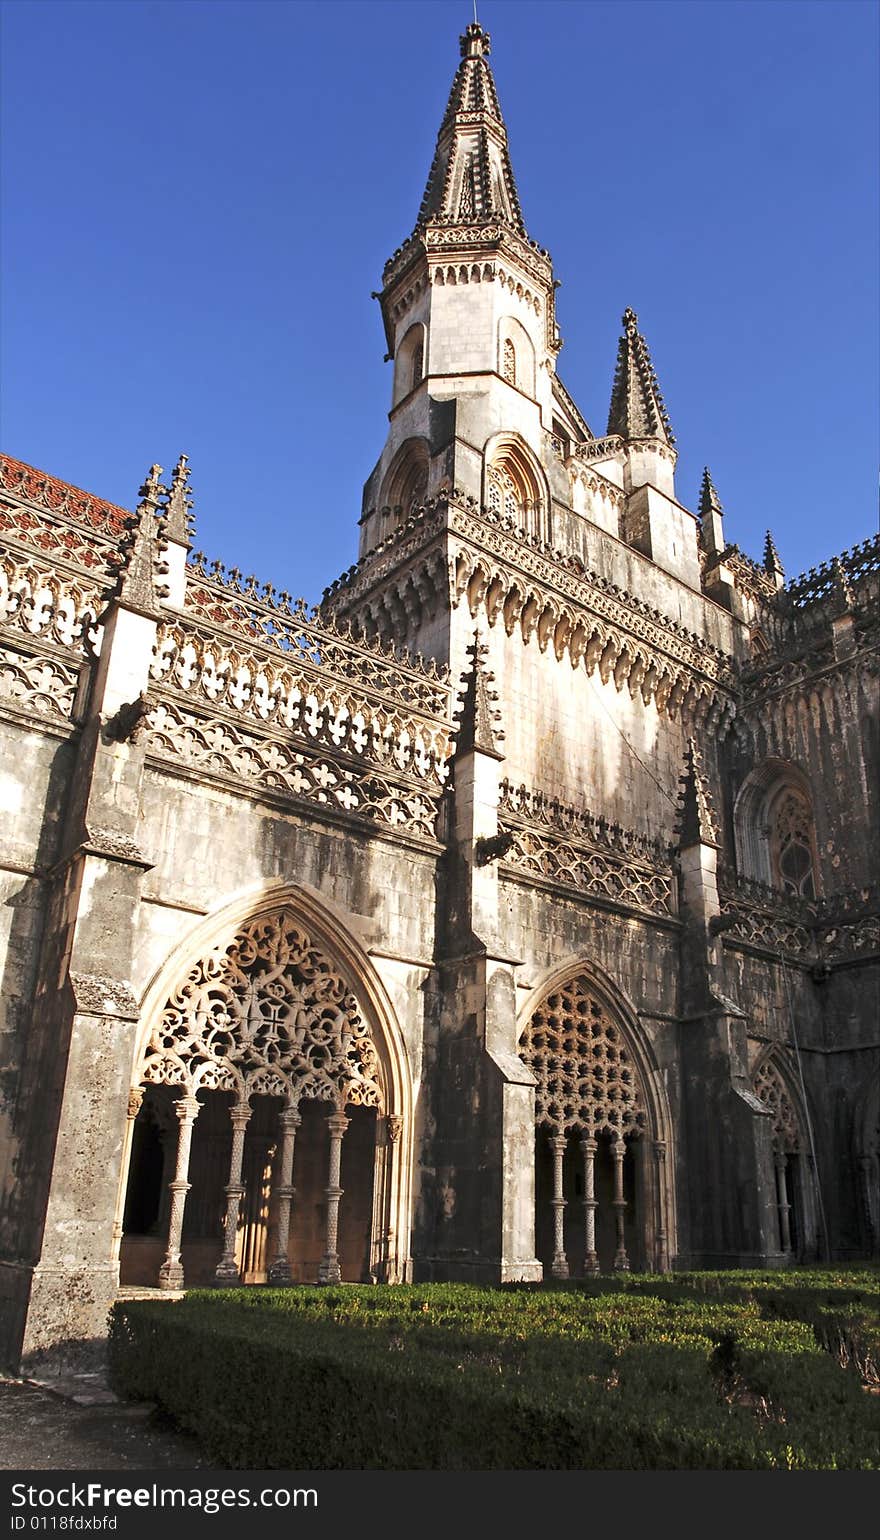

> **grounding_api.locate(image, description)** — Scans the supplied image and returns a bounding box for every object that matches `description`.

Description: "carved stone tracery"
[139,910,384,1111]
[520,976,647,1138]
[753,1055,802,1155]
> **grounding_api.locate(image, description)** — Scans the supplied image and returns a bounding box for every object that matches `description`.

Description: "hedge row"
[108,1275,879,1470]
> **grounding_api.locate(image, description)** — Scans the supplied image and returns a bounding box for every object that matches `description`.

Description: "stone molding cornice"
[325,497,738,718]
[740,633,880,713]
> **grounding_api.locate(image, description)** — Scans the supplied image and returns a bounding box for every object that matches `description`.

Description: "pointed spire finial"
[409,21,525,240]
[453,631,505,758]
[697,467,726,556]
[112,463,164,614]
[699,467,724,521]
[763,529,784,579]
[460,20,490,58]
[607,309,675,445]
[674,739,720,850]
[164,453,195,545]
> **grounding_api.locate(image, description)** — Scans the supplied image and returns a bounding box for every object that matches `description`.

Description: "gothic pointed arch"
[497,316,536,398]
[378,437,430,534]
[393,323,428,407]
[734,759,821,897]
[752,1046,816,1258]
[518,960,674,1275]
[118,882,413,1290]
[483,431,550,545]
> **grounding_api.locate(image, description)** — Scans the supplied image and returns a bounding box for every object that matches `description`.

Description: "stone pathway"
[0,1375,210,1470]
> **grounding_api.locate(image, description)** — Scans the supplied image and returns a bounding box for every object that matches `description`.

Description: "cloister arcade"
[518,966,675,1277]
[118,895,412,1291]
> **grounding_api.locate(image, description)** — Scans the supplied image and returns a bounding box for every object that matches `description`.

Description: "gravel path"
[0,1377,210,1470]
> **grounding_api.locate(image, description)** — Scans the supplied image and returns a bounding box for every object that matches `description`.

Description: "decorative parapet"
[716,868,816,958]
[497,779,677,919]
[574,435,625,464]
[150,621,451,778]
[715,867,880,965]
[186,551,450,718]
[145,699,445,840]
[782,535,880,611]
[815,885,880,963]
[0,551,102,656]
[0,645,79,724]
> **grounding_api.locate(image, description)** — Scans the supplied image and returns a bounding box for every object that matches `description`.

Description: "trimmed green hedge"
[108,1272,880,1470]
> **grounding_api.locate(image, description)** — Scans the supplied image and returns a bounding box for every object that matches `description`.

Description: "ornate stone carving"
[139,909,384,1109]
[0,500,118,578]
[83,826,151,866]
[70,973,140,1020]
[145,700,444,837]
[150,622,451,775]
[0,647,78,721]
[0,453,128,540]
[0,554,102,654]
[753,1055,802,1154]
[520,975,647,1137]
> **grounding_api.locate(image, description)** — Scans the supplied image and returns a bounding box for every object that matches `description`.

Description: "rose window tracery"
[140,910,383,1110]
[519,977,647,1137]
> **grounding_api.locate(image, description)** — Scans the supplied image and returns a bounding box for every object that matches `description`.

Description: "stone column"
[318,1108,350,1284]
[653,1138,669,1273]
[158,1094,200,1290]
[112,1087,145,1261]
[268,1104,301,1285]
[612,1137,630,1271]
[549,1132,569,1280]
[580,1134,599,1274]
[213,1101,252,1284]
[774,1151,792,1254]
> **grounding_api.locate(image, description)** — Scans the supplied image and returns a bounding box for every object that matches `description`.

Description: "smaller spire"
[829,556,855,615]
[674,739,720,850]
[607,308,675,446]
[699,467,724,522]
[698,467,726,556]
[111,464,164,614]
[164,454,195,545]
[762,529,785,583]
[453,632,504,758]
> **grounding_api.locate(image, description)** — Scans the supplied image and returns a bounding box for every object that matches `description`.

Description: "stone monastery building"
[0,22,877,1370]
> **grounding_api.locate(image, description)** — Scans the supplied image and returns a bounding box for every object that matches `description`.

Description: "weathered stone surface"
[0,18,876,1370]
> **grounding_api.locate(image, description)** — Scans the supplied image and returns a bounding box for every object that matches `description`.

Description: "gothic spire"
[453,632,505,758]
[698,467,726,556]
[699,467,724,523]
[414,23,526,237]
[164,454,195,545]
[607,309,675,445]
[111,464,164,614]
[674,739,720,850]
[763,529,785,582]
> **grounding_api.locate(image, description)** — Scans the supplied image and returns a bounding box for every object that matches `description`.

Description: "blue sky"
[1,0,877,602]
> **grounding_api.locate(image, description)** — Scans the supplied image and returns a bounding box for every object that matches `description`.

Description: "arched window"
[503,338,516,387]
[753,1053,816,1259]
[484,435,548,541]
[770,786,817,898]
[733,762,820,897]
[486,462,522,523]
[411,342,424,394]
[519,974,664,1276]
[122,908,390,1291]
